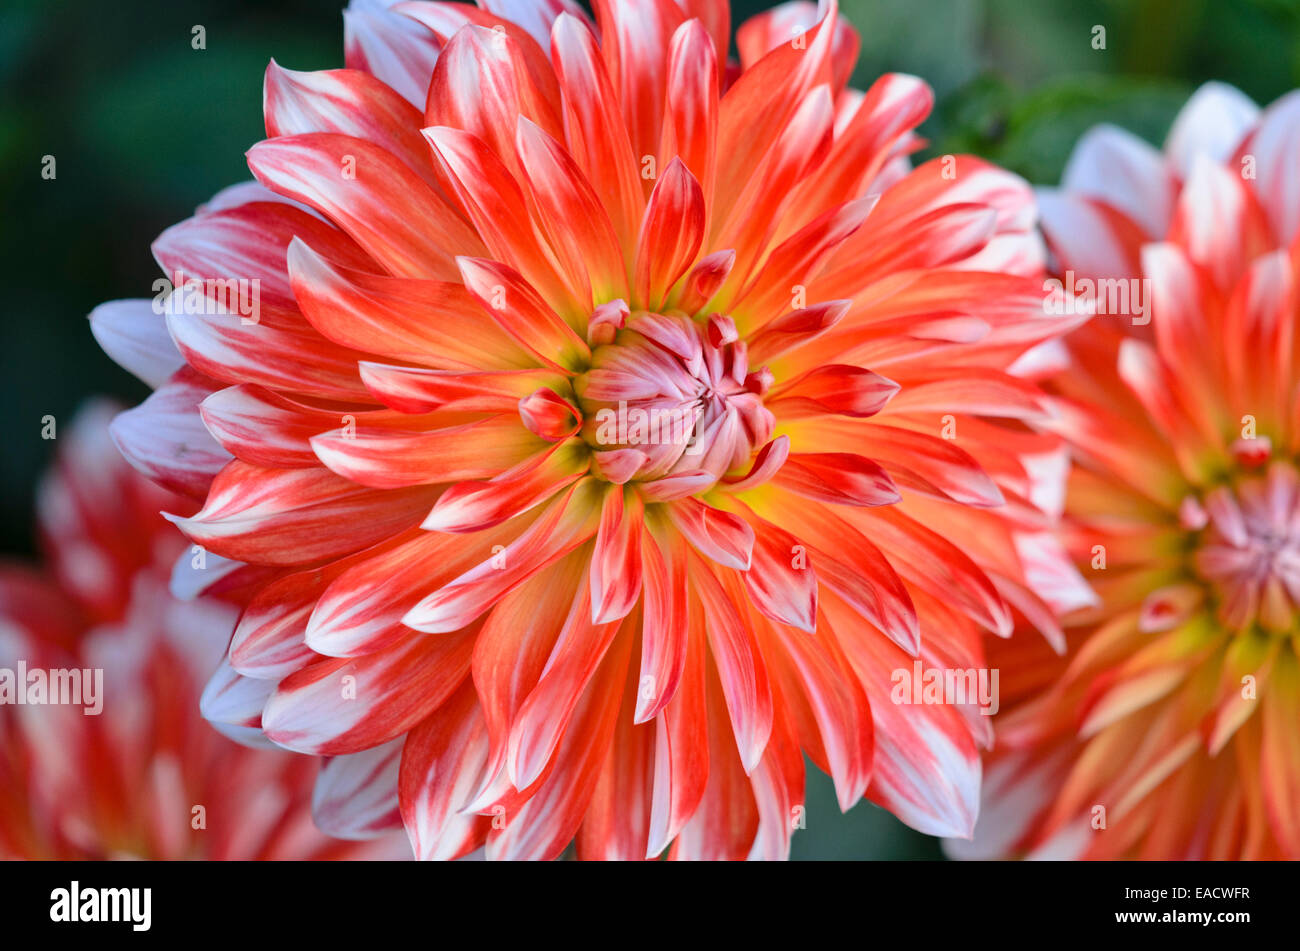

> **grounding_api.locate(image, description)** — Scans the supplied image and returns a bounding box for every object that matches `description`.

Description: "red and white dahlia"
[957,84,1300,859]
[0,402,409,859]
[93,0,1089,859]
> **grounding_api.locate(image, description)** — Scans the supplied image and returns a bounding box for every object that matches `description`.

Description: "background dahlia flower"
[0,402,409,860]
[956,83,1300,860]
[93,0,1090,859]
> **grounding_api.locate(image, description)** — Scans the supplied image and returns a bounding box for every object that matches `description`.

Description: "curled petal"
[589,487,645,623]
[666,497,755,570]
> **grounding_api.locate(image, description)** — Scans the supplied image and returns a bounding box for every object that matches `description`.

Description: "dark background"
[2,0,1296,858]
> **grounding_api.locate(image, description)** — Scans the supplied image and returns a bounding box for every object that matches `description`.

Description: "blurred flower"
[1038,82,1296,287]
[92,0,1087,859]
[957,83,1300,859]
[0,402,408,859]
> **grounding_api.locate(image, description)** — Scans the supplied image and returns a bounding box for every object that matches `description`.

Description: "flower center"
[572,308,774,489]
[1188,461,1300,633]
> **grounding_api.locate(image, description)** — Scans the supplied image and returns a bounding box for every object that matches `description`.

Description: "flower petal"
[633,157,705,310]
[263,626,475,755]
[89,299,183,388]
[691,563,774,774]
[403,479,602,633]
[589,486,645,624]
[247,132,482,280]
[169,460,435,566]
[398,682,493,861]
[311,416,544,489]
[312,738,405,839]
[287,237,532,369]
[111,370,232,500]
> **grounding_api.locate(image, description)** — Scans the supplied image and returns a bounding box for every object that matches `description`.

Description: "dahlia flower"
[0,402,409,860]
[93,0,1088,859]
[956,83,1300,859]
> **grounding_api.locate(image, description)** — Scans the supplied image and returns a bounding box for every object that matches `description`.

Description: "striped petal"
[312,739,405,839]
[201,384,410,470]
[692,563,774,773]
[404,479,602,633]
[343,0,442,107]
[359,362,564,413]
[633,157,705,310]
[398,682,493,861]
[425,122,582,314]
[169,461,435,565]
[307,521,523,659]
[311,416,544,489]
[740,509,818,632]
[264,62,437,186]
[515,116,630,304]
[424,24,563,168]
[421,440,588,532]
[287,237,532,369]
[550,12,644,249]
[263,626,475,755]
[635,522,690,723]
[776,452,900,507]
[507,588,624,788]
[455,255,590,370]
[486,629,631,860]
[666,497,755,570]
[111,370,232,500]
[247,133,482,280]
[768,364,898,418]
[589,486,645,623]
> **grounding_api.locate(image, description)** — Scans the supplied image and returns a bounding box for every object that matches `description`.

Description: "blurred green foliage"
[844,0,1300,181]
[1,0,347,554]
[0,0,1296,860]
